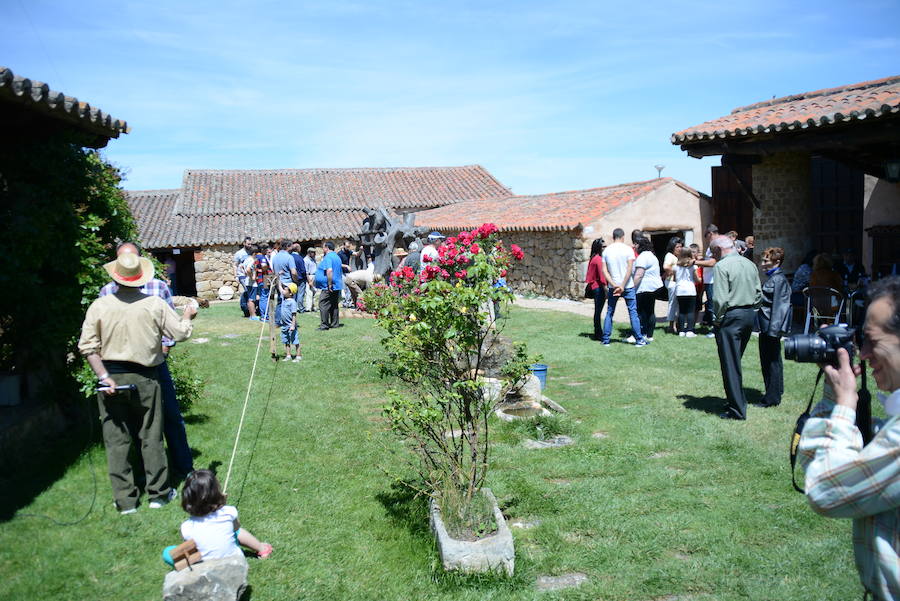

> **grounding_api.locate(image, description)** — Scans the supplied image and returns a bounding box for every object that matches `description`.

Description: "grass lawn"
[0,302,862,600]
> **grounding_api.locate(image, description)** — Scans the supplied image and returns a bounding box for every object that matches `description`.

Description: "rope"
[223,281,278,494]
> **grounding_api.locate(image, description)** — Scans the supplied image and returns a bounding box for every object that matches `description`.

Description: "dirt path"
[514,295,672,323]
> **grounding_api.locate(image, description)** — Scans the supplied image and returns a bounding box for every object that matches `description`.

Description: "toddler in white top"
[162,470,272,567]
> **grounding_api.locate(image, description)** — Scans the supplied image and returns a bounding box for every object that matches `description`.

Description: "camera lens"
[784,334,828,363]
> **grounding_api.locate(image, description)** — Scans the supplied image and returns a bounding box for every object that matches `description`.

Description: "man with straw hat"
[79,252,197,514]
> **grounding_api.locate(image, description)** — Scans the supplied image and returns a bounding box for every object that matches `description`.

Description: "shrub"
[363,224,532,524]
[0,135,137,374]
[168,348,205,413]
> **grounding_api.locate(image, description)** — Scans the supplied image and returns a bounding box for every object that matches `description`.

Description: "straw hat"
[103,252,154,287]
[394,247,409,257]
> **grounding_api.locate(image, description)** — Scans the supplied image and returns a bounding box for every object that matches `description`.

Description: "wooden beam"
[723,162,761,210]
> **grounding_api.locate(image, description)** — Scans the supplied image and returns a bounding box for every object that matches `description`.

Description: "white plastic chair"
[802,287,846,333]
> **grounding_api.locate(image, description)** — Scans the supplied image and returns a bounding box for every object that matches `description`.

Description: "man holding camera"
[798,276,900,601]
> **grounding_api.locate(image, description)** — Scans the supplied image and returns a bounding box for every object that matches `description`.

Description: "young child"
[674,247,699,337]
[162,470,272,567]
[280,282,301,362]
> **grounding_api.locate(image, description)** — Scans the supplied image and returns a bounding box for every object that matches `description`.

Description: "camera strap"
[790,369,824,494]
[857,361,873,447]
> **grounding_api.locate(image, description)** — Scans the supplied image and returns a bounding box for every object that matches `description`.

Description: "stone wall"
[751,152,812,273]
[193,235,589,301]
[503,231,585,299]
[193,245,240,300]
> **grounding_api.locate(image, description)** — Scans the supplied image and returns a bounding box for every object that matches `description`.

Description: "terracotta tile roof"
[174,166,510,215]
[0,66,129,141]
[127,165,510,248]
[127,189,370,248]
[415,178,696,232]
[672,75,900,145]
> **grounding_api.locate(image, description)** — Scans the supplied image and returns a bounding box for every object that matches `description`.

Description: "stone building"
[127,166,511,299]
[672,75,900,276]
[415,177,710,298]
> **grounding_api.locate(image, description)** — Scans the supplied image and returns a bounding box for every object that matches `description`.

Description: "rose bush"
[363,224,532,525]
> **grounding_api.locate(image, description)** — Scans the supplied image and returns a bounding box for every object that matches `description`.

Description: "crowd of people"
[585,223,884,421]
[231,237,388,354]
[76,229,900,600]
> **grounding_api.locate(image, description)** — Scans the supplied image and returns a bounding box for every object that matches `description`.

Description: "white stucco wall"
[584,180,709,251]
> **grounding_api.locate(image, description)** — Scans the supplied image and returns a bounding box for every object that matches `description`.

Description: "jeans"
[592,285,606,339]
[296,281,307,310]
[158,360,194,477]
[602,287,644,344]
[239,282,250,317]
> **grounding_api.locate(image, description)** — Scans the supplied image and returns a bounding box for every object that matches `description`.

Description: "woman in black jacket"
[758,247,792,407]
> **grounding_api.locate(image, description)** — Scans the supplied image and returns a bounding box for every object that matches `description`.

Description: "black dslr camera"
[784,324,857,366]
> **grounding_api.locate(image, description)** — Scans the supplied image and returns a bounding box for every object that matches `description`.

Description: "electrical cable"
[13,391,99,526]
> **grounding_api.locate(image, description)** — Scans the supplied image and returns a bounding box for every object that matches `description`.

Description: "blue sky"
[3,0,899,195]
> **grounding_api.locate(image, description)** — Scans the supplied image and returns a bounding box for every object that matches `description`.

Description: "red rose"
[470,243,480,255]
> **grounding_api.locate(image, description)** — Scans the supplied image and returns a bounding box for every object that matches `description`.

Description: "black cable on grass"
[14,394,99,526]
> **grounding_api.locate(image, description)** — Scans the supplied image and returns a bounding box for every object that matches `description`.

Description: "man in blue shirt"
[315,241,344,330]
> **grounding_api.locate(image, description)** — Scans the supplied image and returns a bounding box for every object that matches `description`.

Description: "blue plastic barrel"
[529,363,548,389]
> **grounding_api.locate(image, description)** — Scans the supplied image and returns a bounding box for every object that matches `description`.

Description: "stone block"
[195,281,211,293]
[162,554,248,601]
[193,261,208,273]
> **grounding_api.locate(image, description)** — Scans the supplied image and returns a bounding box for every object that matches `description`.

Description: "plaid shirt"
[798,387,900,601]
[99,278,176,347]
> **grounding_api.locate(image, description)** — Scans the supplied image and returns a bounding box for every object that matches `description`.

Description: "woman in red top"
[586,238,607,341]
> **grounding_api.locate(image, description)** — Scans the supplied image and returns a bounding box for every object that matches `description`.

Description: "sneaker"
[625,335,636,344]
[706,332,715,338]
[679,332,686,337]
[601,341,610,346]
[634,340,648,347]
[685,332,697,338]
[249,316,260,321]
[292,356,302,363]
[116,502,137,515]
[282,355,292,362]
[149,489,177,509]
[646,337,654,342]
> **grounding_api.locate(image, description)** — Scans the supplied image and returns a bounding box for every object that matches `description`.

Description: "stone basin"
[494,400,552,421]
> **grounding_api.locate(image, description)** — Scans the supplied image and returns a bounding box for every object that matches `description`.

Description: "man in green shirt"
[711,236,762,420]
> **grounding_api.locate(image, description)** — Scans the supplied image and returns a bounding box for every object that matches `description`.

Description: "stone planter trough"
[429,488,514,576]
